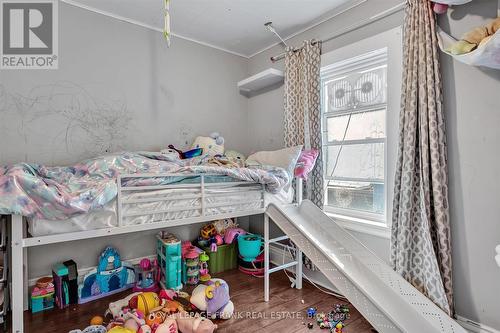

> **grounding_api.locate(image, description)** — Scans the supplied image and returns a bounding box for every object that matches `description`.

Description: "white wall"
[0,3,251,278]
[247,0,500,330]
[439,0,500,328]
[0,3,251,166]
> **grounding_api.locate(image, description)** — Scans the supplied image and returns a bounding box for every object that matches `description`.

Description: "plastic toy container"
[202,243,237,274]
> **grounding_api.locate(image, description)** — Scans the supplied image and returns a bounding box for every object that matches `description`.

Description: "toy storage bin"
[202,243,237,274]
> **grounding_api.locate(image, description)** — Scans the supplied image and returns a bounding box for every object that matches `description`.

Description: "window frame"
[321,48,389,225]
[318,26,403,237]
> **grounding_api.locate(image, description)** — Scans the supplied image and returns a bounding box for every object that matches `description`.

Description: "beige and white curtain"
[391,0,453,315]
[283,41,323,208]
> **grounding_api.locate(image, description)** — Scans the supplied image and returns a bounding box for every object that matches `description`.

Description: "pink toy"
[155,318,178,333]
[133,259,160,293]
[174,312,217,333]
[294,149,319,180]
[215,234,223,246]
[432,2,449,14]
[224,228,247,244]
[159,289,177,301]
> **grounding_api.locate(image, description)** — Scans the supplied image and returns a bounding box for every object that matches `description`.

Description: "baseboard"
[456,315,500,333]
[28,254,156,287]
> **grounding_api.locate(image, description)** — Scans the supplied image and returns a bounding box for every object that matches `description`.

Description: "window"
[321,48,388,223]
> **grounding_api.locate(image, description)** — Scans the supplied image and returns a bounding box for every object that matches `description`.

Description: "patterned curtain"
[391,0,453,316]
[283,41,324,208]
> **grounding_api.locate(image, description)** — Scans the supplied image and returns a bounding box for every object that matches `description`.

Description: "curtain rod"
[270,1,406,62]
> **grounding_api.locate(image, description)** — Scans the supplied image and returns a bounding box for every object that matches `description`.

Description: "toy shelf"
[237,68,284,97]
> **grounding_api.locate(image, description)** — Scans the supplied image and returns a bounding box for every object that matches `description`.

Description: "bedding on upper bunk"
[0,151,290,220]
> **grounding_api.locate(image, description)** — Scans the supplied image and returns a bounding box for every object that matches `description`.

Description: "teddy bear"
[173,312,217,333]
[191,132,225,157]
[68,325,107,333]
[446,17,500,55]
[189,278,234,319]
[154,318,179,333]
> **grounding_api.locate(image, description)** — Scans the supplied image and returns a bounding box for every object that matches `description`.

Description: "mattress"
[28,184,293,237]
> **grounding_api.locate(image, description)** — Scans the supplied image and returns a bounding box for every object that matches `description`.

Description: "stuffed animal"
[145,308,167,329]
[191,132,225,157]
[106,292,141,318]
[155,318,178,333]
[137,325,153,333]
[190,279,234,319]
[224,150,246,167]
[69,325,107,333]
[129,292,161,316]
[446,17,500,55]
[108,327,136,333]
[138,325,153,333]
[173,312,217,333]
[121,308,146,331]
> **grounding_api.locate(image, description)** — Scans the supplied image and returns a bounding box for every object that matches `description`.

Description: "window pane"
[326,110,386,142]
[326,180,384,215]
[325,143,384,180]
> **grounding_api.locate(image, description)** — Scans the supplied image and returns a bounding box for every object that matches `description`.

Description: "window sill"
[325,212,391,239]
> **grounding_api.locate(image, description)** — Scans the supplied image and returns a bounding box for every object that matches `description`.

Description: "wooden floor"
[11,270,373,333]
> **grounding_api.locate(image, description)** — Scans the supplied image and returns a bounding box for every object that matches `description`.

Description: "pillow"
[294,149,319,180]
[246,145,303,178]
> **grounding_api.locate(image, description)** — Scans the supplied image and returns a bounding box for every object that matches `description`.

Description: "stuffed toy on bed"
[191,132,225,157]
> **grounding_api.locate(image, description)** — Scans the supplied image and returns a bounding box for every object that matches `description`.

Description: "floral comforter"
[0,152,289,220]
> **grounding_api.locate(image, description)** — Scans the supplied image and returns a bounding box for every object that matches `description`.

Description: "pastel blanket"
[0,152,289,220]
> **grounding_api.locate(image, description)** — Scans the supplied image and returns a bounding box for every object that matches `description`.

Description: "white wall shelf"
[238,68,284,97]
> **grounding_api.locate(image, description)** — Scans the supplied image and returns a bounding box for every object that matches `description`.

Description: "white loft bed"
[7,173,304,333]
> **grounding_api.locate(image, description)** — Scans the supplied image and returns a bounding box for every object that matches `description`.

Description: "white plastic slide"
[266,200,466,333]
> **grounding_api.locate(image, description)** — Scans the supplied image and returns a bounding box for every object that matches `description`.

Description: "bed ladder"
[263,178,303,302]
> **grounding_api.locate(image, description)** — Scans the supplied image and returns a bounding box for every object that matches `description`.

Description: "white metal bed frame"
[8,173,304,333]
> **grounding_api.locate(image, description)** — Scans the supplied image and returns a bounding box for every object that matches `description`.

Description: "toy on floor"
[307,307,317,318]
[446,17,500,55]
[213,218,238,235]
[52,263,70,309]
[79,247,135,304]
[90,316,104,326]
[238,234,263,262]
[155,318,178,333]
[106,292,141,318]
[129,292,161,316]
[181,242,203,285]
[30,276,55,313]
[68,325,107,333]
[157,233,182,290]
[108,327,136,333]
[238,253,264,277]
[134,258,160,293]
[198,252,211,282]
[316,304,350,330]
[200,223,217,240]
[190,279,234,319]
[173,312,218,333]
[184,247,200,285]
[224,227,246,244]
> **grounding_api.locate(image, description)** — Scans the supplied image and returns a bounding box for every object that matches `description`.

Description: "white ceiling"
[63,0,357,57]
